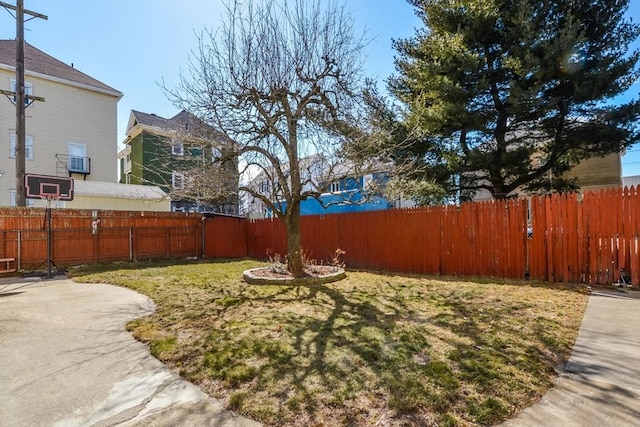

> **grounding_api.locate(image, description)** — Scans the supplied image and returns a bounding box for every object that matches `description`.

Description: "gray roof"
[0,40,121,96]
[128,110,232,143]
[74,181,167,200]
[131,110,191,131]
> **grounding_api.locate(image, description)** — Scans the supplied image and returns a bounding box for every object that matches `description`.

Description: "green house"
[118,110,239,213]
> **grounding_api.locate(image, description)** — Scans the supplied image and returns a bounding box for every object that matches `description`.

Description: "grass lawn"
[69,259,589,426]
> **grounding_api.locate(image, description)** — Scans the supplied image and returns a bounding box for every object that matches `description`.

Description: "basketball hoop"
[40,194,62,209]
[24,174,74,202]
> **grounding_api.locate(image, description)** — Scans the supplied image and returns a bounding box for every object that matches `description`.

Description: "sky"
[1,0,639,176]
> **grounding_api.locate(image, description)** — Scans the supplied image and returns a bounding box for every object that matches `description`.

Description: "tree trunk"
[492,182,509,200]
[286,201,304,277]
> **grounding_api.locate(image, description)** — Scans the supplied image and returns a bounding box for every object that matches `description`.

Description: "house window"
[330,182,340,193]
[10,189,34,207]
[212,146,222,161]
[172,140,183,156]
[10,134,34,160]
[260,180,269,193]
[68,142,88,173]
[172,171,184,190]
[9,79,33,105]
[191,146,203,157]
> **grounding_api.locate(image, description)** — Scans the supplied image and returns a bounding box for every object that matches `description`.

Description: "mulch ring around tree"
[243,266,346,286]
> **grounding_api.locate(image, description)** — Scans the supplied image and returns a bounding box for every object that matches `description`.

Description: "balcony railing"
[55,154,91,177]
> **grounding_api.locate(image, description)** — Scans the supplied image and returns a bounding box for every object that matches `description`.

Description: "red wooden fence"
[0,209,204,270]
[528,187,640,286]
[204,215,248,258]
[1,187,638,287]
[246,198,528,279]
[242,188,640,287]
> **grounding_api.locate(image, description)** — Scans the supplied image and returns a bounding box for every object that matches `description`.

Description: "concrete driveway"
[0,277,259,427]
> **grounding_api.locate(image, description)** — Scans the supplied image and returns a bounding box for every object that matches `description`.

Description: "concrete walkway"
[0,277,259,427]
[501,289,640,427]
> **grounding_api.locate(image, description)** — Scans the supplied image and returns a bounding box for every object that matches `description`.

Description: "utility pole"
[0,1,47,206]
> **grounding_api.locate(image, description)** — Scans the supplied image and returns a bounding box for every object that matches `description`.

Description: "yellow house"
[565,153,622,190]
[0,40,122,207]
[472,152,622,201]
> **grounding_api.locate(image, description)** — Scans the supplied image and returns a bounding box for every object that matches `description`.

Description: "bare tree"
[168,0,373,276]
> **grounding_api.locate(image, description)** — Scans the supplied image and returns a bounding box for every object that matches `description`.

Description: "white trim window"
[10,79,33,105]
[68,142,88,173]
[330,181,340,193]
[363,174,374,190]
[211,146,222,161]
[171,140,184,156]
[10,134,34,160]
[172,171,184,190]
[10,189,34,207]
[260,180,269,194]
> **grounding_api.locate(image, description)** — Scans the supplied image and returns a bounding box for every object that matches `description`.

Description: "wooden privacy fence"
[1,187,638,287]
[241,187,640,287]
[528,188,640,286]
[0,209,204,270]
[245,199,529,279]
[204,215,248,258]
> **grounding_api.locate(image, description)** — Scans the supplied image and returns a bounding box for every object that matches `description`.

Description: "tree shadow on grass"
[89,263,588,426]
[188,279,548,426]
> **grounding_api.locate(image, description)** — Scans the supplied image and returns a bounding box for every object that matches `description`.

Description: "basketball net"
[40,195,61,209]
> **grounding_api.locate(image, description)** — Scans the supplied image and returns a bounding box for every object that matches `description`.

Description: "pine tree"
[390,0,640,200]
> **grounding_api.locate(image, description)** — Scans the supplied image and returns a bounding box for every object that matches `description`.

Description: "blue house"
[293,173,394,215]
[244,155,416,218]
[248,172,402,218]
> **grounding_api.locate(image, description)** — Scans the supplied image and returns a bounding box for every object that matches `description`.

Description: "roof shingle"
[129,110,232,143]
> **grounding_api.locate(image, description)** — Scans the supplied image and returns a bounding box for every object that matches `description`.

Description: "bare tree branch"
[164,0,377,275]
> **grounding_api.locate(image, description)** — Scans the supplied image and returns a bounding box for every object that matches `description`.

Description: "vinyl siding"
[128,133,145,186]
[566,153,622,189]
[0,68,119,206]
[141,132,172,191]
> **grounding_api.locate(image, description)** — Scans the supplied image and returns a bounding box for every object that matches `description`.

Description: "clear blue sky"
[1,0,639,175]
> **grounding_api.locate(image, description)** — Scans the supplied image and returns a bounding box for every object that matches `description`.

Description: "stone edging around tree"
[243,267,346,286]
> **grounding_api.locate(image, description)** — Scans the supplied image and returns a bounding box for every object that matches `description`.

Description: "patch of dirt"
[250,265,342,279]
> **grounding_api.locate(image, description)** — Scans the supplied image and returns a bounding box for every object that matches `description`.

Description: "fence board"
[0,209,204,269]
[205,216,247,258]
[240,187,638,287]
[1,188,639,287]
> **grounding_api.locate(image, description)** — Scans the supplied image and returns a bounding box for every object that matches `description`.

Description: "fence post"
[17,230,21,270]
[201,216,206,258]
[93,230,99,264]
[132,228,137,262]
[129,228,133,261]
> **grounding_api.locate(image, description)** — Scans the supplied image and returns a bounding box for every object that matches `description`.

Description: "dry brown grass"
[69,259,589,426]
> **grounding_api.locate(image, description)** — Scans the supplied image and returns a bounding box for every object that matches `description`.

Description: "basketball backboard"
[25,174,74,201]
